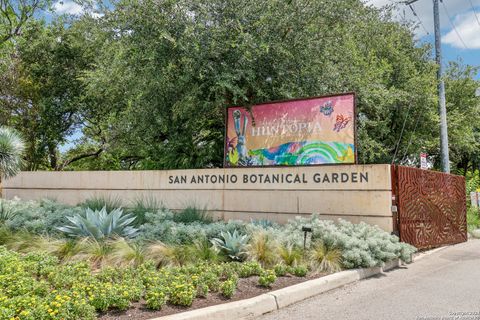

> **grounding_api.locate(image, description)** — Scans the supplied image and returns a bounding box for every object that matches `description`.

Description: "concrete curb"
[412,245,449,262]
[152,259,402,320]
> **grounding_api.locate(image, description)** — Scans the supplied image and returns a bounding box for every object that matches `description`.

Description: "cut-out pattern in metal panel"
[395,166,467,249]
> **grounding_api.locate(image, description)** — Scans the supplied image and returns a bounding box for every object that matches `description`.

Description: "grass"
[129,195,163,225]
[79,195,123,212]
[172,206,213,224]
[467,207,480,232]
[309,241,342,273]
[246,231,278,268]
[278,244,303,267]
[0,199,19,222]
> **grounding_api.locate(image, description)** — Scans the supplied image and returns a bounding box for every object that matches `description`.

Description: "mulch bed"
[98,273,325,320]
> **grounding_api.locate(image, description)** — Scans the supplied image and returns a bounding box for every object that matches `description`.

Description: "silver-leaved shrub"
[278,215,416,269]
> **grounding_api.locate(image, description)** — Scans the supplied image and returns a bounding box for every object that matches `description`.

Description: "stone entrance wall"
[1,164,394,231]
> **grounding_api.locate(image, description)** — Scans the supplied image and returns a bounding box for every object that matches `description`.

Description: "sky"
[366,0,480,80]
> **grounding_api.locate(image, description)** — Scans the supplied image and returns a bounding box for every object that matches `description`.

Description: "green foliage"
[273,264,287,277]
[0,126,24,179]
[250,219,277,229]
[3,198,83,235]
[129,195,163,225]
[309,241,342,273]
[106,237,146,267]
[2,199,416,271]
[467,207,480,233]
[220,276,238,298]
[0,199,19,222]
[258,269,277,287]
[138,211,245,245]
[0,0,478,172]
[278,244,303,267]
[173,206,213,224]
[291,265,308,277]
[169,282,196,306]
[191,238,221,262]
[57,207,138,240]
[145,286,168,310]
[211,230,249,261]
[80,196,124,212]
[237,261,263,278]
[246,230,278,268]
[281,215,416,269]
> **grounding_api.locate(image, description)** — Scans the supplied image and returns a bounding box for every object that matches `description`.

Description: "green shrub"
[80,195,123,212]
[57,207,138,240]
[237,261,262,278]
[173,206,213,224]
[169,282,196,306]
[258,269,277,287]
[137,211,246,245]
[191,238,221,262]
[129,195,162,225]
[4,198,82,235]
[199,271,220,292]
[280,216,416,269]
[273,264,287,277]
[291,265,308,277]
[467,207,480,232]
[0,199,20,223]
[145,286,168,310]
[278,244,303,267]
[250,219,277,229]
[220,276,238,298]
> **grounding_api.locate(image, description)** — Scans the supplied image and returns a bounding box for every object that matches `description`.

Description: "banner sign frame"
[223,92,357,168]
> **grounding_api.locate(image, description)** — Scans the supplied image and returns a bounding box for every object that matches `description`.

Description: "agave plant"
[0,126,25,180]
[211,230,249,261]
[56,207,138,241]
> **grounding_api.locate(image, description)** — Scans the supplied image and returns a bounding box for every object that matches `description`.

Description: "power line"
[391,104,412,165]
[441,0,469,49]
[407,3,430,35]
[400,108,422,163]
[468,0,480,28]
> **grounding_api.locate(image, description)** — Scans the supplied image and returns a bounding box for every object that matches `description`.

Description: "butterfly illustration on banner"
[319,101,334,116]
[333,114,352,132]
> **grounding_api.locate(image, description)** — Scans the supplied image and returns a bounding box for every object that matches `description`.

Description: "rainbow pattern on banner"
[248,141,355,166]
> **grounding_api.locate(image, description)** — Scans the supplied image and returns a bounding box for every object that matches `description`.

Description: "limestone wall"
[1,164,394,231]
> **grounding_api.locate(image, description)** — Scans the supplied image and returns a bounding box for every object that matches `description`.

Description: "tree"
[0,20,94,170]
[0,0,51,44]
[443,61,480,174]
[71,0,439,170]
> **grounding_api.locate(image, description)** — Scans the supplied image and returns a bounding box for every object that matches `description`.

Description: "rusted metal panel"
[395,165,467,249]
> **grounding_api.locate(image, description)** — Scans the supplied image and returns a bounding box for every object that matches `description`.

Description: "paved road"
[258,239,480,320]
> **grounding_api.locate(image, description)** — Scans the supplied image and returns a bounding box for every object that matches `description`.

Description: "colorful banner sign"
[225,93,356,167]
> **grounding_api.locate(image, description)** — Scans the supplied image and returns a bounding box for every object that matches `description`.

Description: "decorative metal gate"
[392,165,467,249]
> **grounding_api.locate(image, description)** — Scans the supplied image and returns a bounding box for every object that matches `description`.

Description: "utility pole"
[407,0,450,172]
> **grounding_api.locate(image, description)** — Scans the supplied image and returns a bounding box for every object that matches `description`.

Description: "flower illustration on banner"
[333,114,351,132]
[319,101,334,116]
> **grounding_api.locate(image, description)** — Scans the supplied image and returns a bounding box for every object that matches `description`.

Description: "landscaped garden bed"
[0,197,416,319]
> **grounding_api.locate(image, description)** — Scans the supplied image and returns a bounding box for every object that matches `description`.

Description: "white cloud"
[53,1,84,15]
[365,0,480,39]
[90,12,104,19]
[442,11,480,49]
